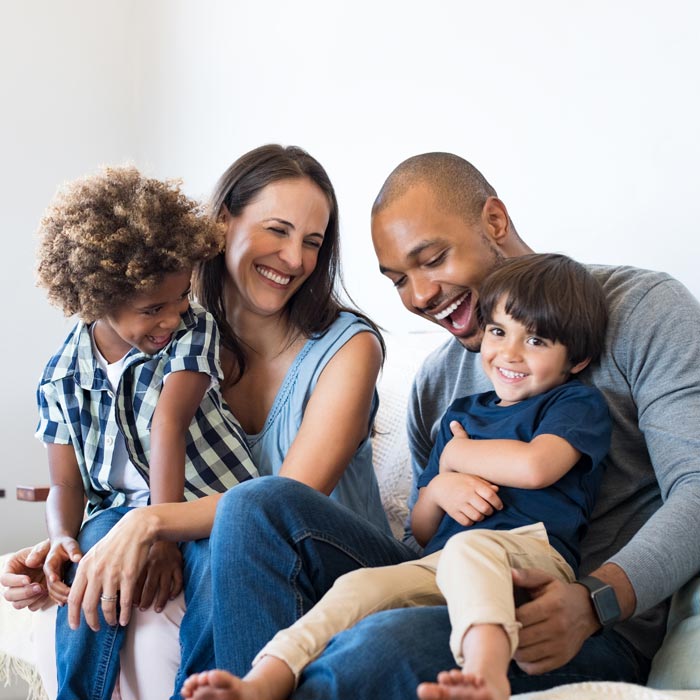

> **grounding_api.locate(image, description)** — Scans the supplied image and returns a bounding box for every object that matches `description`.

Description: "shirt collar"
[48,306,197,390]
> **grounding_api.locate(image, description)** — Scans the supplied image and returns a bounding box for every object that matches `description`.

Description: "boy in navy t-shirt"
[181,253,611,700]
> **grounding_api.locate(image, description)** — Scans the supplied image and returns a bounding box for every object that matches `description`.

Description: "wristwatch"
[576,575,621,633]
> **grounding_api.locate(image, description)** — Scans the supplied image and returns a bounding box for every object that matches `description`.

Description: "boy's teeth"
[257,266,291,285]
[499,368,527,379]
[434,293,468,321]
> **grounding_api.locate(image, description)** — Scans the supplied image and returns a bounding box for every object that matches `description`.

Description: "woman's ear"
[218,204,232,224]
[569,357,592,375]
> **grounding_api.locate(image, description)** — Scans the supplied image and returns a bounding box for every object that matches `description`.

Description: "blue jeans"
[294,607,650,698]
[55,507,214,700]
[209,477,418,674]
[209,477,651,699]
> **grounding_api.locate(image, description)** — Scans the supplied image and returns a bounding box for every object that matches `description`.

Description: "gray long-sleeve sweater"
[406,265,700,660]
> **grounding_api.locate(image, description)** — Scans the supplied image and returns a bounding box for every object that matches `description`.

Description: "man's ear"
[569,357,592,375]
[481,197,511,245]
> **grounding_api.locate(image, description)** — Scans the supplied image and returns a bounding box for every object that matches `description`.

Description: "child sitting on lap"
[35,166,258,700]
[181,253,611,700]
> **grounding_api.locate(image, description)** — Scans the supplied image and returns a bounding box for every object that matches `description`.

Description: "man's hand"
[1,540,52,610]
[512,567,599,674]
[133,540,183,613]
[431,472,502,526]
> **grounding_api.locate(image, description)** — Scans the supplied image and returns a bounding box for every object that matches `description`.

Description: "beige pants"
[255,522,574,679]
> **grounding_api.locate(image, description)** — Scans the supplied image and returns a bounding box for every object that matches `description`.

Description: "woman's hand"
[67,508,158,631]
[43,535,82,605]
[0,540,52,610]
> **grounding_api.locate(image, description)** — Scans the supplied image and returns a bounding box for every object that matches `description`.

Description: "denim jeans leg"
[295,607,456,700]
[508,630,651,693]
[209,476,418,676]
[171,537,215,698]
[293,605,650,700]
[55,507,132,700]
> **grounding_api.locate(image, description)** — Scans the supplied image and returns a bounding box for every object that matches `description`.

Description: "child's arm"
[138,370,210,611]
[439,421,582,489]
[148,370,211,504]
[44,443,86,604]
[411,472,502,548]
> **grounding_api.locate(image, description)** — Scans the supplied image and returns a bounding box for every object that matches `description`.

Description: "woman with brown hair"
[3,144,389,699]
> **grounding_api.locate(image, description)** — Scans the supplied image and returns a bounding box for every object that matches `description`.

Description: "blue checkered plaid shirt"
[36,302,258,518]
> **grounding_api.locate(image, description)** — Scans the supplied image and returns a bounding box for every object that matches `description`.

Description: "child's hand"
[430,472,502,526]
[439,421,471,472]
[43,536,82,605]
[133,541,183,613]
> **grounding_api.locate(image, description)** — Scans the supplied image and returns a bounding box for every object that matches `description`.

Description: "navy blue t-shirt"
[417,380,611,572]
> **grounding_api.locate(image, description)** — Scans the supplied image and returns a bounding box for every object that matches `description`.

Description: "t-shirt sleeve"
[163,308,223,383]
[35,380,72,445]
[533,383,612,471]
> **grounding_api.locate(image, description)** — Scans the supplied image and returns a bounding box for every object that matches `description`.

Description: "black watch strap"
[576,575,621,633]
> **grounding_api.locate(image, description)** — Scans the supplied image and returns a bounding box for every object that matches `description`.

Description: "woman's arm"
[278,331,383,494]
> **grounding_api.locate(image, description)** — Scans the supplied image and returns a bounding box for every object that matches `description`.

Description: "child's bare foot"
[417,669,510,700]
[181,657,296,700]
[180,670,260,700]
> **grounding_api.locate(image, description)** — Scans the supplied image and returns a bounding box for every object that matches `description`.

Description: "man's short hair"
[372,152,498,225]
[478,253,608,366]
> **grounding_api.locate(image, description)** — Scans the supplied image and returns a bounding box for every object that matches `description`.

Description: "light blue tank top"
[245,312,390,534]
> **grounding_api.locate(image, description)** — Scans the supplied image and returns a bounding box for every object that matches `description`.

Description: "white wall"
[0,0,143,552]
[2,0,699,551]
[133,0,700,332]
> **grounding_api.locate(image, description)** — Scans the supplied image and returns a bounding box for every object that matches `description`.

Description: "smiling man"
[190,152,700,699]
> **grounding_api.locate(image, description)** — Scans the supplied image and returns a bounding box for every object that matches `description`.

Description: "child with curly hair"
[34,166,258,700]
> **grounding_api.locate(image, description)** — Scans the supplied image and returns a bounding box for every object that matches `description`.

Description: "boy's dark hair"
[37,166,223,322]
[478,253,608,365]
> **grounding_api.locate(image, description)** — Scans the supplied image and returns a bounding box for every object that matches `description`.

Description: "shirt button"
[105,436,114,447]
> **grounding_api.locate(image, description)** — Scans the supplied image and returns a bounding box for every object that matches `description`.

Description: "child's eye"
[487,326,504,337]
[143,306,162,316]
[527,336,546,346]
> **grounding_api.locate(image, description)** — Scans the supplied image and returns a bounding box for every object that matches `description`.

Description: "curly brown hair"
[36,166,223,322]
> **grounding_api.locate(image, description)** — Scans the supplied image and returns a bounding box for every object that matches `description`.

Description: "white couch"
[2,331,699,700]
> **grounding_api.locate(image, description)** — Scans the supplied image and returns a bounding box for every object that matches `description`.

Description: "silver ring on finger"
[100,593,119,602]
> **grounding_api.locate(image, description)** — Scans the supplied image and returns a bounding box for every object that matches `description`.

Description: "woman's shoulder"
[294,312,381,384]
[324,310,379,336]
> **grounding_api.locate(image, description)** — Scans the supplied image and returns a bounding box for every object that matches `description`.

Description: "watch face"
[593,585,621,626]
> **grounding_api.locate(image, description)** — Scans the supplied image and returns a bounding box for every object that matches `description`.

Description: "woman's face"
[223,177,331,320]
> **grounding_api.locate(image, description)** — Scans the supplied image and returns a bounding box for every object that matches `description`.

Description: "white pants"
[30,595,185,700]
[256,522,574,679]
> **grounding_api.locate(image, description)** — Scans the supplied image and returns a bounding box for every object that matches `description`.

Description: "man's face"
[372,183,505,352]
